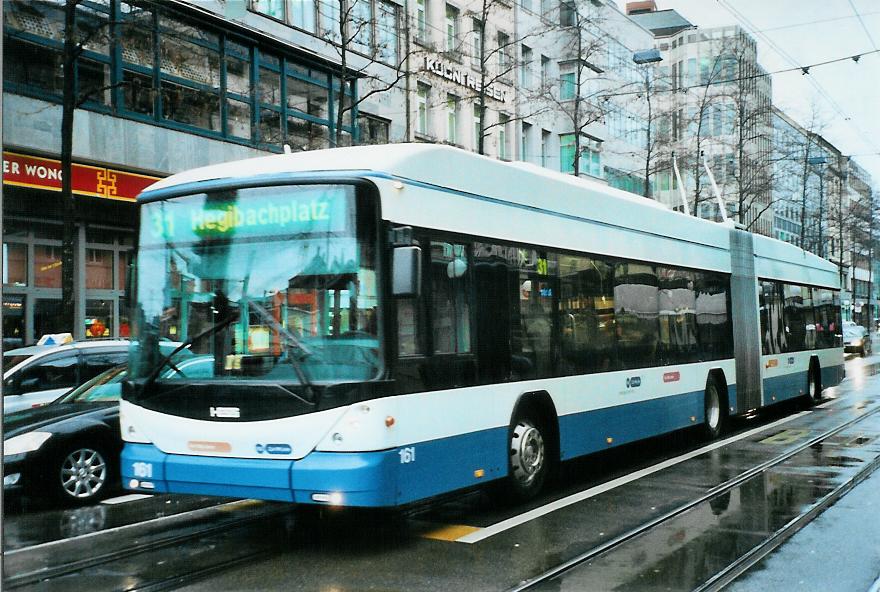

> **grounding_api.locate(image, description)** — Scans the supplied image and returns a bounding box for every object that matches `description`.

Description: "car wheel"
[55,445,114,505]
[506,413,549,502]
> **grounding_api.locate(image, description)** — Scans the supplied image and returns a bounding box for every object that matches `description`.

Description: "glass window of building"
[357,113,390,144]
[560,0,575,26]
[86,249,114,290]
[447,94,459,144]
[471,19,483,68]
[559,70,576,100]
[3,243,27,287]
[473,104,482,148]
[35,246,63,289]
[416,0,428,43]
[351,0,373,54]
[251,0,286,20]
[3,296,26,349]
[290,0,316,31]
[498,114,509,159]
[498,32,511,75]
[376,0,400,64]
[445,4,459,52]
[520,45,532,89]
[320,0,342,41]
[521,122,531,162]
[541,55,550,87]
[417,82,430,135]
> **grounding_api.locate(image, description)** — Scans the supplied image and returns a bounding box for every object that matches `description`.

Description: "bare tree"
[316,0,413,146]
[527,0,613,176]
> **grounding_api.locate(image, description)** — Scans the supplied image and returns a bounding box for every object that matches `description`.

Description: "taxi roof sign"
[37,333,74,346]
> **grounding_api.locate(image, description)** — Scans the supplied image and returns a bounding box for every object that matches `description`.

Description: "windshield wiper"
[246,301,316,401]
[139,313,240,394]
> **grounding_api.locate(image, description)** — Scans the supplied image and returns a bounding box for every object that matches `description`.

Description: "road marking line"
[102,493,153,505]
[456,411,812,544]
[421,524,481,541]
[759,428,810,445]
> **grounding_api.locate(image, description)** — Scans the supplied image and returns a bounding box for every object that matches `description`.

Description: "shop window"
[34,299,65,338]
[35,246,63,289]
[3,296,26,350]
[3,244,28,287]
[86,249,113,290]
[86,299,114,338]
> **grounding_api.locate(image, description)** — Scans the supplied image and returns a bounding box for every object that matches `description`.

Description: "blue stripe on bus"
[559,389,707,460]
[122,385,737,507]
[762,371,808,405]
[822,363,845,390]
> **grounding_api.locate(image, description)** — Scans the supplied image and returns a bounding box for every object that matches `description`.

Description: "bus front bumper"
[121,443,399,507]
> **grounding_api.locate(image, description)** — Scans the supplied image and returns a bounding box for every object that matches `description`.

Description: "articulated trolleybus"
[122,144,843,507]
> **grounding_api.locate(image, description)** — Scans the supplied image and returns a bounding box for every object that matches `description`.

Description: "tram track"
[508,401,880,592]
[3,500,291,590]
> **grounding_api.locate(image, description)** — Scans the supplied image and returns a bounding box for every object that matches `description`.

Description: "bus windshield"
[131,183,380,385]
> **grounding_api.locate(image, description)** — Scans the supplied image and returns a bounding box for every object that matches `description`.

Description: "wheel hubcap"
[511,421,545,487]
[61,448,107,499]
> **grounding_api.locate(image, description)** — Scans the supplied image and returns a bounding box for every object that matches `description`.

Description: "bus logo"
[626,377,641,388]
[209,406,241,418]
[256,443,293,455]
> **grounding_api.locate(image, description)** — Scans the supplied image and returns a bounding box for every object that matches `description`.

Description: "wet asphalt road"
[4,354,880,591]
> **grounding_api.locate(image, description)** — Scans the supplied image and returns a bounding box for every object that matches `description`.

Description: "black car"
[3,365,127,506]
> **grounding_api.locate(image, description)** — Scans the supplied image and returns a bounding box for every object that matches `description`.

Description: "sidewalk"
[727,352,880,592]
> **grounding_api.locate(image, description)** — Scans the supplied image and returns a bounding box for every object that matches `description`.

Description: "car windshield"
[131,183,380,385]
[60,365,128,403]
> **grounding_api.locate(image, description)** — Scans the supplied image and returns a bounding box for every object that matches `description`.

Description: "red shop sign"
[2,151,161,202]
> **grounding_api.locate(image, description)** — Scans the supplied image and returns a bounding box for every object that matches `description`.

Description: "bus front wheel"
[506,413,548,502]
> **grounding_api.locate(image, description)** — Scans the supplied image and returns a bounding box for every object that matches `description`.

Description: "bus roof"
[141,144,839,288]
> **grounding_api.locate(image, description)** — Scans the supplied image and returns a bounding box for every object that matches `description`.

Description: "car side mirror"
[392,246,421,298]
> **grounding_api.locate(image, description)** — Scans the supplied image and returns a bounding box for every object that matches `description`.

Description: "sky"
[615,0,880,189]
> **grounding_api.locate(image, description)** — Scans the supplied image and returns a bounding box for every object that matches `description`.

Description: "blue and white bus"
[121,144,844,507]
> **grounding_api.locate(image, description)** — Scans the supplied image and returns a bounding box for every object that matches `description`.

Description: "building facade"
[628,3,774,236]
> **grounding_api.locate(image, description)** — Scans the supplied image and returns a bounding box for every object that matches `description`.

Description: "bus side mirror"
[392,246,421,298]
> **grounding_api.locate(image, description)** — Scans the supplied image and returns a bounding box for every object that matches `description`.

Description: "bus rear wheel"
[506,414,548,502]
[807,363,822,404]
[701,378,725,440]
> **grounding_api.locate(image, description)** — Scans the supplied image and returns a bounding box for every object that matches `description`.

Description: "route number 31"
[398,447,416,464]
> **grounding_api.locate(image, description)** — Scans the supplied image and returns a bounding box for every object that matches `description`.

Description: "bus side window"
[429,241,471,354]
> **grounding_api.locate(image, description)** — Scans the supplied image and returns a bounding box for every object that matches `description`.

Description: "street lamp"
[632,49,662,64]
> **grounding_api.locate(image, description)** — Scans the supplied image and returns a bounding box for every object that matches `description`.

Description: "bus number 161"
[398,447,416,464]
